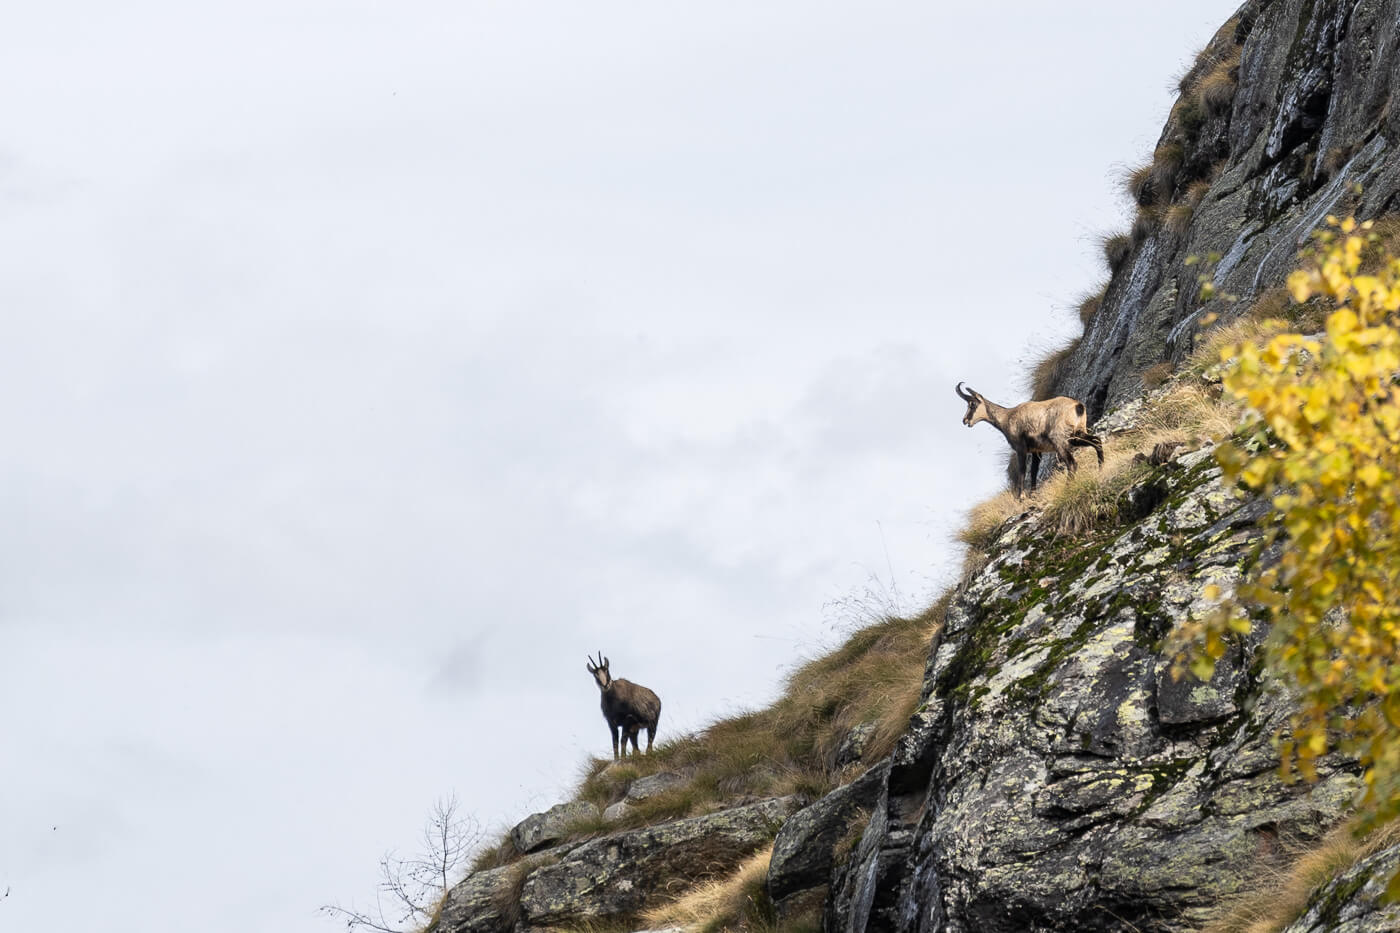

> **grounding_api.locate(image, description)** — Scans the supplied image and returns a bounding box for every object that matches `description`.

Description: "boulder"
[509,800,598,854]
[433,863,523,933]
[518,796,802,926]
[834,722,876,767]
[624,771,687,802]
[767,762,888,915]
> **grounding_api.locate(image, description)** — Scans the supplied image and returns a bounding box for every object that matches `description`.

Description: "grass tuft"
[1196,47,1242,117]
[1131,208,1161,247]
[639,844,776,933]
[1103,233,1132,275]
[1029,338,1081,401]
[1201,818,1400,933]
[1077,283,1109,327]
[1126,163,1156,207]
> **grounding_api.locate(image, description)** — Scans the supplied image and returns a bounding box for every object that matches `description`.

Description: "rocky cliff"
[428,2,1400,931]
[1060,0,1400,418]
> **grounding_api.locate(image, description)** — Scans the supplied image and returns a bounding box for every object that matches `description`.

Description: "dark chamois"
[955,382,1104,497]
[586,652,661,759]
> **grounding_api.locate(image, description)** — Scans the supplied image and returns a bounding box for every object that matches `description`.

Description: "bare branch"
[320,795,484,932]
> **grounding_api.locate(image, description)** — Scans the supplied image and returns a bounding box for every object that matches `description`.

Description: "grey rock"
[509,800,598,854]
[624,771,687,802]
[767,762,888,911]
[1049,0,1400,421]
[518,795,802,926]
[834,722,877,767]
[602,800,632,822]
[826,454,1355,932]
[435,865,513,933]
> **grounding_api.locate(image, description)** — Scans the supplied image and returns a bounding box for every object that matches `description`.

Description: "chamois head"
[586,652,612,691]
[955,383,989,428]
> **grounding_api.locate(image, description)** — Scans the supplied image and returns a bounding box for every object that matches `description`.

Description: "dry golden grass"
[1103,233,1132,275]
[1362,213,1400,274]
[1141,360,1174,389]
[1126,162,1155,206]
[1165,180,1213,236]
[640,844,774,932]
[1185,310,1289,379]
[1077,283,1108,327]
[1165,202,1195,237]
[569,600,945,833]
[1149,143,1185,202]
[1029,338,1081,401]
[1197,47,1242,117]
[1131,207,1162,246]
[957,490,1025,553]
[1202,818,1400,933]
[954,378,1240,544]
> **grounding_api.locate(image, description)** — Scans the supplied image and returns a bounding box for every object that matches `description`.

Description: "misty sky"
[2,2,1238,930]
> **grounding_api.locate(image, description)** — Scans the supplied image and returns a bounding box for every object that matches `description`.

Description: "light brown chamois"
[955,382,1104,498]
[586,652,662,759]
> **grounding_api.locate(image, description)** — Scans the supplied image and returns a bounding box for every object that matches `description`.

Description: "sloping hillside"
[424,1,1400,930]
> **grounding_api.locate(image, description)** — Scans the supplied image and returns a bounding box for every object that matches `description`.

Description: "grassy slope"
[452,232,1396,931]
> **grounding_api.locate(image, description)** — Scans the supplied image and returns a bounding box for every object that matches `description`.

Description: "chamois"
[586,653,662,759]
[955,382,1104,497]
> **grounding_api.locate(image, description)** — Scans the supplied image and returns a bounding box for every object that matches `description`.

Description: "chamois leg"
[611,725,621,760]
[645,724,656,755]
[1057,444,1078,476]
[628,728,642,756]
[1011,450,1027,499]
[1028,452,1043,493]
[1071,431,1105,468]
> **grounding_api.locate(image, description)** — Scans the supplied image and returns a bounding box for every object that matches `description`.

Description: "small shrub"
[1165,203,1195,236]
[1176,218,1400,894]
[1172,94,1206,138]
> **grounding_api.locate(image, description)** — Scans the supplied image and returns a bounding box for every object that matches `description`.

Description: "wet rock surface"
[1058,0,1400,419]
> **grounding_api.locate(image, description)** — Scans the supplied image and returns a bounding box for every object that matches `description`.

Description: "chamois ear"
[603,656,610,671]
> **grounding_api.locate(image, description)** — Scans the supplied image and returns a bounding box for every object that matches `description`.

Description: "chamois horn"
[955,382,975,401]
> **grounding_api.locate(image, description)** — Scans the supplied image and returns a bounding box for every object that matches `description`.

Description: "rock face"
[1058,0,1400,418]
[519,795,800,927]
[825,450,1360,932]
[767,763,888,917]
